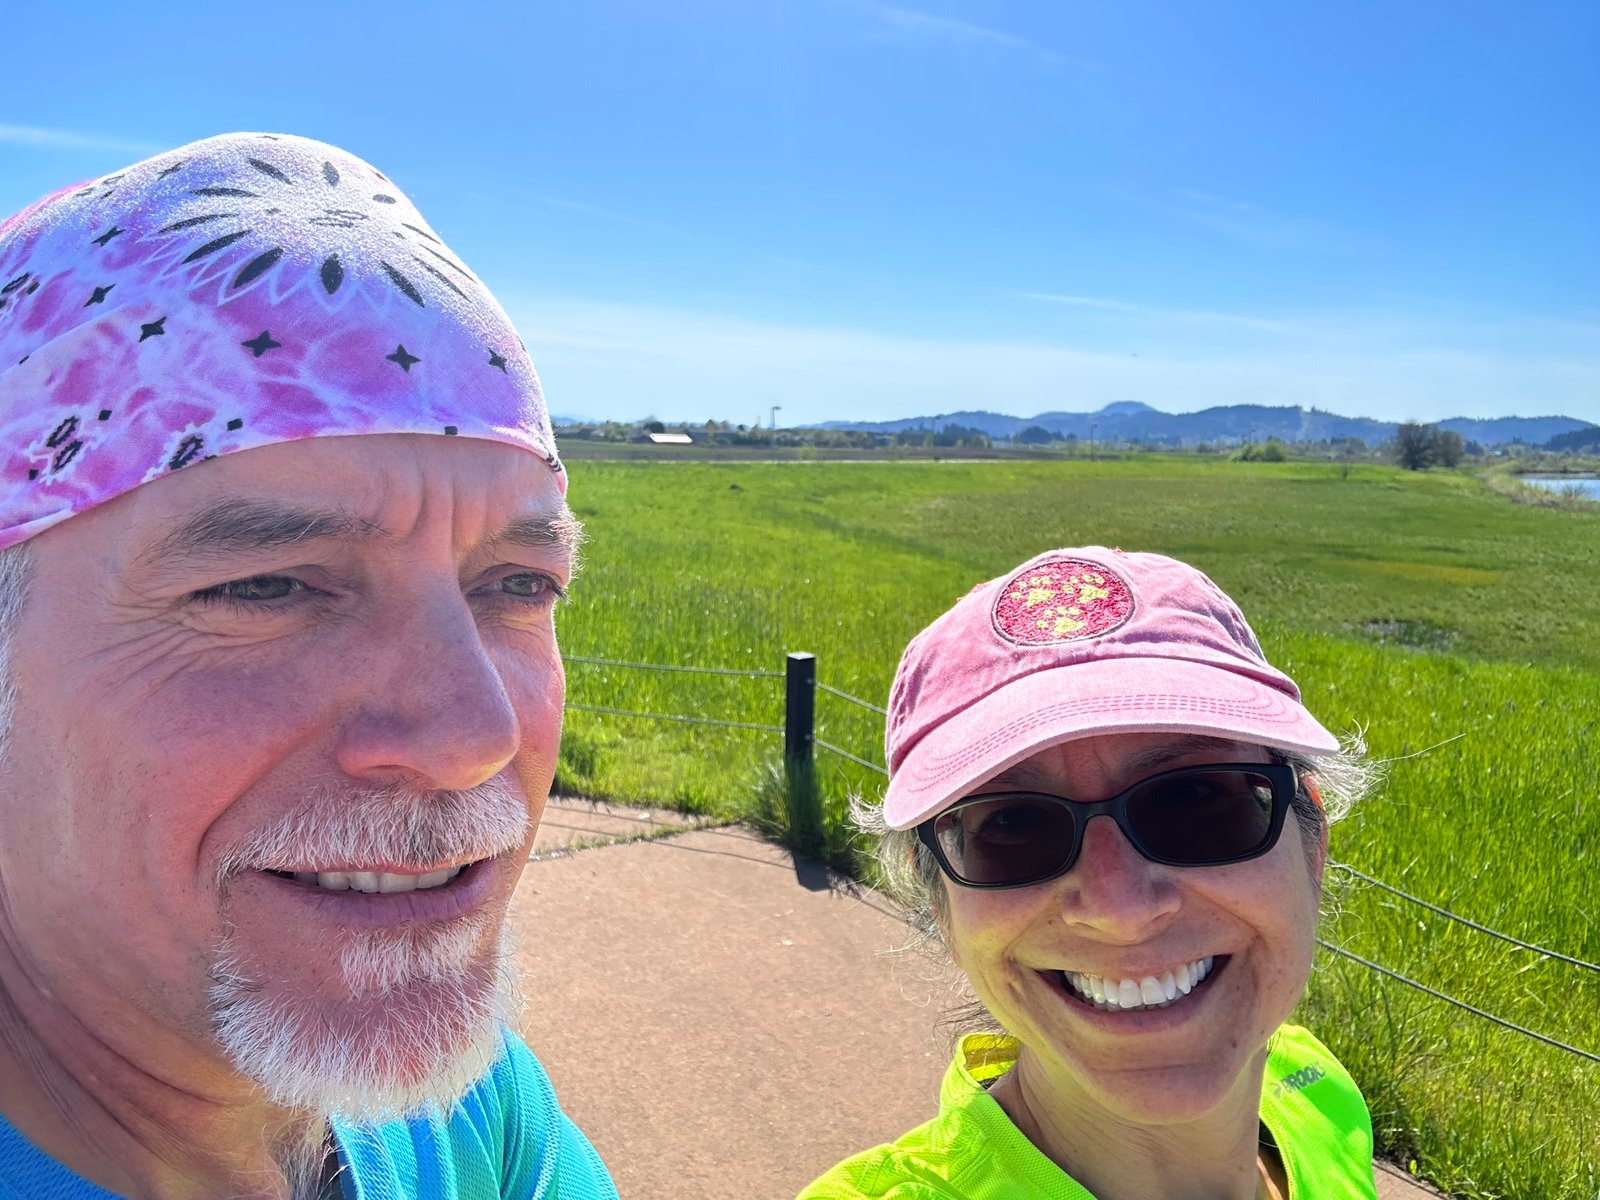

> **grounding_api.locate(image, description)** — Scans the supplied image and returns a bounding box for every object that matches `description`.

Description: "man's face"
[0,433,573,1117]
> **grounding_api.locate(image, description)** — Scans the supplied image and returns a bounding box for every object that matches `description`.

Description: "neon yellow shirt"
[799,1024,1375,1199]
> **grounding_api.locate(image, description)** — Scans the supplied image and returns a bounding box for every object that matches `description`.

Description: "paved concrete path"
[513,800,1443,1200]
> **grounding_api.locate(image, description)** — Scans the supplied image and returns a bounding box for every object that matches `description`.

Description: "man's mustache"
[217,777,531,884]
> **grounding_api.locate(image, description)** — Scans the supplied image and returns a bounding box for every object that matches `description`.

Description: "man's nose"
[334,589,522,791]
[1057,813,1181,938]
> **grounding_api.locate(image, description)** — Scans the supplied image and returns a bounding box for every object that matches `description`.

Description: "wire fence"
[1330,861,1600,974]
[565,653,784,680]
[817,681,889,716]
[1319,942,1600,1065]
[813,737,889,774]
[564,654,888,750]
[565,701,784,734]
[562,650,1600,1066]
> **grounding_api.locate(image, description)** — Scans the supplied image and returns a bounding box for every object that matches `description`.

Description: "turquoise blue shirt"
[0,1031,616,1200]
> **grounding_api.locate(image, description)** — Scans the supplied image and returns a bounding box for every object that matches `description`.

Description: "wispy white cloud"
[1172,187,1351,252]
[1526,313,1600,337]
[0,123,161,156]
[1100,182,1353,253]
[445,181,703,242]
[507,294,1600,426]
[873,5,1043,53]
[851,3,1092,70]
[528,192,661,228]
[1017,291,1289,332]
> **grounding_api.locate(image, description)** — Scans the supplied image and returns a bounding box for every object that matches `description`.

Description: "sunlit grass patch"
[1345,559,1503,586]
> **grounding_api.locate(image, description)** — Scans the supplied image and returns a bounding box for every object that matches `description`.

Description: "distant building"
[647,431,694,445]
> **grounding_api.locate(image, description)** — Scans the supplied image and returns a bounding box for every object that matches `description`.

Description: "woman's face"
[940,732,1326,1125]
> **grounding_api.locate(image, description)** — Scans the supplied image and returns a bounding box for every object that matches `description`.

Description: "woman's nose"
[1057,812,1181,938]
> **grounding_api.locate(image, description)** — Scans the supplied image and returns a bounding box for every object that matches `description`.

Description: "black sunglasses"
[917,762,1296,889]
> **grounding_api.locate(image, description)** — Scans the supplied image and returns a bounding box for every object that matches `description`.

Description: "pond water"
[1520,475,1600,499]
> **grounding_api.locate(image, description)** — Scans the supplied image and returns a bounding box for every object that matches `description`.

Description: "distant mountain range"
[812,402,1595,448]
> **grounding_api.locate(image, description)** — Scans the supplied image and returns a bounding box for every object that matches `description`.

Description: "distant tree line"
[893,423,992,449]
[1546,425,1600,454]
[553,415,1597,465]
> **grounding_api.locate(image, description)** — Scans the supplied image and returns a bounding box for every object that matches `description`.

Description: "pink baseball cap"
[882,547,1339,830]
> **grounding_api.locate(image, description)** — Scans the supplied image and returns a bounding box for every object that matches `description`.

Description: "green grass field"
[553,456,1599,1200]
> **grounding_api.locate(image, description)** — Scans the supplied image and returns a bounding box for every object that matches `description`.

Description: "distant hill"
[814,403,1592,448]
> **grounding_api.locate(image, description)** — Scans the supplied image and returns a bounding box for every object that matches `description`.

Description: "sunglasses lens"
[933,796,1078,886]
[1127,769,1279,864]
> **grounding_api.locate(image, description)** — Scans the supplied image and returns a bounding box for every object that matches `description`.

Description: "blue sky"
[4,0,1596,426]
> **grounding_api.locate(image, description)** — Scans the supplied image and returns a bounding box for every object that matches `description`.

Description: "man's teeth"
[1061,956,1215,1012]
[290,867,465,893]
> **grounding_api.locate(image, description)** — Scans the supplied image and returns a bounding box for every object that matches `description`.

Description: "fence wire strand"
[566,655,783,679]
[564,648,1600,1065]
[815,738,890,775]
[1332,861,1600,974]
[817,682,890,716]
[565,701,784,734]
[1319,941,1600,1065]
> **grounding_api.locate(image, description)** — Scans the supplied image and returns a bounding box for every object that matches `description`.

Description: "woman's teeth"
[1061,956,1215,1011]
[290,867,464,893]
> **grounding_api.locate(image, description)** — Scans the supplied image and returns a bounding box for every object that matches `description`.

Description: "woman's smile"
[1057,953,1220,1012]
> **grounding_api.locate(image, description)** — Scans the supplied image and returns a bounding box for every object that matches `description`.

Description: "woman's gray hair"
[0,541,34,754]
[856,734,1377,951]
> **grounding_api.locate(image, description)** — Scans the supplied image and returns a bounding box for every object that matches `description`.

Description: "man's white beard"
[210,918,521,1122]
[209,778,530,1123]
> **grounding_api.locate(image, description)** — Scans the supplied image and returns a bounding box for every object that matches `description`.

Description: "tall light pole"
[770,405,782,432]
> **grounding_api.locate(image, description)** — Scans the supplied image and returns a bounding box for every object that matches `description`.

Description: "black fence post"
[785,651,816,770]
[784,652,820,854]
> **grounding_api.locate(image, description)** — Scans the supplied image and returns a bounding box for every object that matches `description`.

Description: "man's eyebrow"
[140,499,379,568]
[481,506,584,562]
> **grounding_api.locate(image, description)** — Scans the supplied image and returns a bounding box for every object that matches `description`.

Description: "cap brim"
[882,657,1340,830]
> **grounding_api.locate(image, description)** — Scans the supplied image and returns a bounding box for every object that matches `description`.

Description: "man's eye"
[492,572,565,603]
[193,575,305,605]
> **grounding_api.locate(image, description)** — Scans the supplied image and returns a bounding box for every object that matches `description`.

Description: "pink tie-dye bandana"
[0,132,563,550]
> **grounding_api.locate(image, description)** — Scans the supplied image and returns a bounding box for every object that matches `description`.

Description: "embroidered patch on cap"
[992,557,1134,645]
